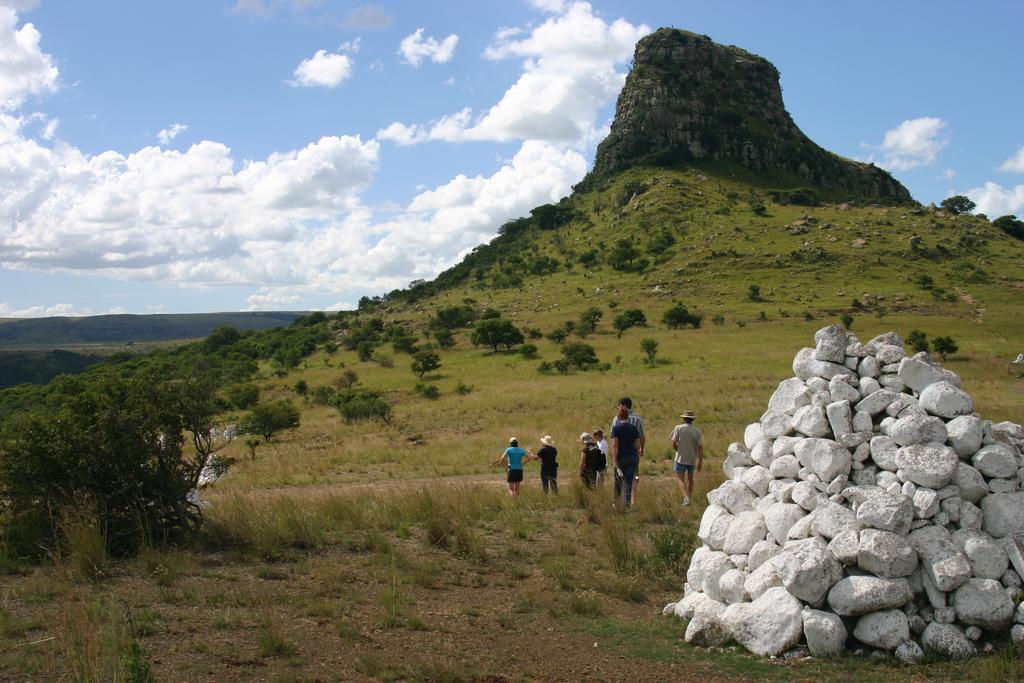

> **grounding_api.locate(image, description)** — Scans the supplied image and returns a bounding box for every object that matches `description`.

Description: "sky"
[0,0,1022,317]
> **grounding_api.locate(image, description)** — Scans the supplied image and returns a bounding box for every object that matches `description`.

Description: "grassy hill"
[1,164,1023,681]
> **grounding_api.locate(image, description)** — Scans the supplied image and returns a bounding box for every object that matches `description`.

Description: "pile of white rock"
[664,326,1024,661]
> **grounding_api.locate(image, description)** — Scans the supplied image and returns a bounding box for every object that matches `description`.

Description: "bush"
[414,383,440,400]
[244,400,301,442]
[334,390,391,423]
[561,343,599,371]
[311,386,336,406]
[663,303,702,329]
[0,374,228,556]
[455,380,473,395]
[226,383,259,409]
[841,313,854,329]
[914,274,935,290]
[356,341,376,362]
[577,307,603,337]
[993,215,1024,240]
[335,368,359,389]
[294,380,308,396]
[410,350,441,378]
[747,284,763,302]
[640,339,658,366]
[612,309,647,337]
[906,330,930,353]
[470,318,524,352]
[932,336,958,360]
[518,344,539,359]
[434,328,455,350]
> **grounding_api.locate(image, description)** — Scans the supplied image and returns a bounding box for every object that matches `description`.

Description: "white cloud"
[398,28,458,67]
[343,4,391,30]
[157,122,188,145]
[528,0,567,13]
[963,182,1024,218]
[941,168,955,181]
[0,6,58,110]
[376,121,428,146]
[998,145,1024,173]
[380,2,647,147]
[290,49,353,88]
[864,117,949,172]
[243,289,302,311]
[0,301,124,318]
[337,38,360,54]
[231,0,269,17]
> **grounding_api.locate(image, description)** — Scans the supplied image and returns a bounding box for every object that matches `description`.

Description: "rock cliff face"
[591,29,911,201]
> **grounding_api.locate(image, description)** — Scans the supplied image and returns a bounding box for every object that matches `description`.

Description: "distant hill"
[0,312,307,349]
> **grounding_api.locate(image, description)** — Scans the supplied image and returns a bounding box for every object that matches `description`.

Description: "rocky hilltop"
[590,29,911,201]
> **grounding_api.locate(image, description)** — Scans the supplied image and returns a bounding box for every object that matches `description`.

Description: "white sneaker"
[683,496,691,507]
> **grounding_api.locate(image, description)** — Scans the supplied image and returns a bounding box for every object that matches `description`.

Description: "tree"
[245,400,300,442]
[940,195,976,215]
[434,328,455,350]
[470,318,524,352]
[932,336,958,360]
[747,284,763,302]
[607,238,642,271]
[841,313,854,329]
[561,342,599,370]
[663,303,703,329]
[411,350,441,378]
[432,305,476,329]
[226,383,259,409]
[203,325,242,353]
[356,341,376,362]
[577,307,603,337]
[993,215,1024,240]
[906,330,929,353]
[294,380,308,396]
[612,309,647,338]
[640,338,659,366]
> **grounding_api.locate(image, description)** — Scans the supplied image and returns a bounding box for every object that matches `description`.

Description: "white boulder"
[951,578,1015,631]
[773,537,843,604]
[721,587,803,657]
[921,622,975,660]
[894,443,958,489]
[919,381,973,419]
[946,415,984,458]
[827,575,913,616]
[853,609,910,651]
[802,608,847,658]
[981,492,1024,539]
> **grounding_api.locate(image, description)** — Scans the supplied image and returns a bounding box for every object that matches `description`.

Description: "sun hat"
[509,437,518,445]
[680,410,697,419]
[580,432,593,443]
[540,435,555,446]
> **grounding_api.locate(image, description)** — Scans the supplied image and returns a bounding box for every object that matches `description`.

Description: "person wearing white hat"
[578,432,605,489]
[534,435,558,495]
[670,410,703,506]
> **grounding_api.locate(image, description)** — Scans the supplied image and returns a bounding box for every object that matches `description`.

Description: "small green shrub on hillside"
[546,328,567,343]
[640,339,658,367]
[612,309,647,338]
[226,383,259,409]
[747,284,763,302]
[357,341,376,362]
[414,383,440,400]
[244,400,301,442]
[518,344,538,359]
[577,307,603,337]
[841,313,854,329]
[411,350,441,378]
[993,214,1024,240]
[608,239,647,272]
[932,336,958,360]
[431,305,476,330]
[311,386,336,406]
[334,390,392,424]
[455,380,473,395]
[906,330,930,353]
[434,328,455,349]
[294,380,308,396]
[561,343,600,371]
[662,303,702,329]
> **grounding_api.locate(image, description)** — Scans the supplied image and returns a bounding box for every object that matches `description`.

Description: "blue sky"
[1,0,1022,317]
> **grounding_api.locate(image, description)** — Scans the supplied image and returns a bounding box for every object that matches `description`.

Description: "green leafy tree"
[940,195,976,215]
[561,343,599,371]
[226,383,259,409]
[356,341,376,362]
[334,390,391,423]
[747,284,763,302]
[294,380,308,396]
[411,350,441,378]
[432,305,476,329]
[518,343,539,359]
[640,338,659,367]
[993,215,1024,240]
[470,318,524,352]
[841,313,854,329]
[612,309,647,338]
[244,400,300,442]
[932,336,958,360]
[434,328,455,350]
[663,303,703,329]
[577,307,603,337]
[906,330,930,353]
[203,325,242,353]
[607,238,642,271]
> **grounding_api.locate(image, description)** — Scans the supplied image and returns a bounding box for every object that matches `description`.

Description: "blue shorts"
[674,462,696,475]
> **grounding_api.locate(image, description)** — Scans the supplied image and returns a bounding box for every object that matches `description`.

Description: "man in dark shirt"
[611,405,641,509]
[534,435,558,494]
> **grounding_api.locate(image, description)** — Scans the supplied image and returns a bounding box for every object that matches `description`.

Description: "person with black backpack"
[579,432,605,489]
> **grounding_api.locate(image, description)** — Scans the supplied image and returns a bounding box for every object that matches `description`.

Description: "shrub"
[414,383,440,400]
[663,303,702,329]
[640,339,658,367]
[914,274,935,290]
[607,239,644,272]
[455,380,473,395]
[294,380,308,396]
[712,314,725,326]
[906,330,930,353]
[932,336,958,360]
[561,343,599,371]
[577,307,603,337]
[356,341,376,362]
[434,328,455,350]
[612,309,647,337]
[244,400,301,442]
[747,284,763,302]
[841,313,854,329]
[431,305,476,330]
[336,368,359,389]
[410,350,441,378]
[311,386,336,406]
[546,328,567,344]
[470,318,524,352]
[518,344,539,359]
[334,390,391,423]
[226,383,259,409]
[993,214,1024,240]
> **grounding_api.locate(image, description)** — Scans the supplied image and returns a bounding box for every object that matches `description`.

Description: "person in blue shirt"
[611,406,641,509]
[493,437,531,497]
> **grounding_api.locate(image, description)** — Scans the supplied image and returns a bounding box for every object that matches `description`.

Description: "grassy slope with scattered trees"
[1,162,1023,680]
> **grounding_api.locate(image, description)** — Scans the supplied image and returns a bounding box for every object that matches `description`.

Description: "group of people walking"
[493,397,704,509]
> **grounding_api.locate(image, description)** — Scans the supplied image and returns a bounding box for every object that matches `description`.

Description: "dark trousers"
[614,458,638,508]
[541,471,558,494]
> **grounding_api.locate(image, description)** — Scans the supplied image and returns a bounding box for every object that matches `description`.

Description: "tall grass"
[58,504,107,583]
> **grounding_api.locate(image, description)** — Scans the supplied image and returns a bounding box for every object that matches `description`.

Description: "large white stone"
[794,438,852,483]
[869,435,899,472]
[827,529,860,565]
[952,463,989,504]
[802,608,847,658]
[768,378,812,415]
[921,622,975,660]
[855,389,900,416]
[772,537,843,604]
[793,347,855,381]
[811,500,860,540]
[749,439,776,468]
[769,454,800,479]
[856,490,913,535]
[972,443,1018,479]
[814,325,848,363]
[698,504,733,550]
[764,502,807,546]
[709,480,758,515]
[723,511,768,555]
[946,415,984,458]
[981,492,1024,539]
[912,487,939,519]
[829,376,861,404]
[909,526,972,592]
[684,593,730,647]
[740,465,773,498]
[791,481,821,511]
[772,435,801,458]
[747,540,782,571]
[888,414,948,447]
[724,442,753,479]
[721,587,803,657]
[898,353,962,393]
[858,355,881,379]
[672,588,706,620]
[952,529,1009,580]
[791,404,831,438]
[918,381,973,419]
[825,400,853,439]
[858,529,918,577]
[743,423,764,449]
[894,443,958,489]
[853,609,910,651]
[700,552,735,602]
[718,568,749,604]
[827,575,913,616]
[744,558,783,600]
[875,343,906,365]
[760,410,793,439]
[951,578,1015,631]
